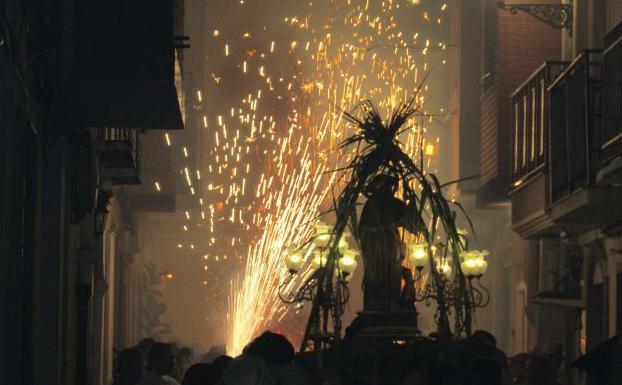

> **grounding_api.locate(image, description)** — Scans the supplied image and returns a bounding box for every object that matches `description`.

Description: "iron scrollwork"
[497,1,573,35]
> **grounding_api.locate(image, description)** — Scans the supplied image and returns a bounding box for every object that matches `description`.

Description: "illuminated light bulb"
[285,247,305,273]
[314,233,331,248]
[461,258,478,277]
[459,250,489,276]
[311,249,328,270]
[408,242,428,268]
[338,249,358,274]
[313,221,333,248]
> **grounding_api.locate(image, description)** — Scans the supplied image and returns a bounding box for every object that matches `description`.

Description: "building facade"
[471,0,622,381]
[0,1,186,384]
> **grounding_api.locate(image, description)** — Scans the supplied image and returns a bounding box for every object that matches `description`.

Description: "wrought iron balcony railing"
[94,127,142,185]
[511,62,568,183]
[601,29,622,167]
[548,50,603,203]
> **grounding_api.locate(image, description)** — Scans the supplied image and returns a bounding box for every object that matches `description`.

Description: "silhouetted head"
[147,343,175,376]
[365,173,398,197]
[220,355,275,385]
[470,330,497,349]
[117,348,143,385]
[136,338,157,368]
[243,331,295,365]
[136,338,157,355]
[182,363,220,385]
[212,355,234,372]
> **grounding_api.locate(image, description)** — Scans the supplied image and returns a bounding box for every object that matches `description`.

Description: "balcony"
[69,0,185,130]
[125,131,176,212]
[509,51,622,238]
[511,62,568,183]
[509,62,568,237]
[548,50,602,204]
[93,128,142,185]
[598,24,622,183]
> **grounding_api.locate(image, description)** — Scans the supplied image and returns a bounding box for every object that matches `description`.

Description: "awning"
[69,78,184,130]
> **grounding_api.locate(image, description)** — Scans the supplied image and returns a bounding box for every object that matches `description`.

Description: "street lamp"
[460,250,489,278]
[338,249,359,276]
[279,220,359,348]
[408,242,429,270]
[313,221,333,248]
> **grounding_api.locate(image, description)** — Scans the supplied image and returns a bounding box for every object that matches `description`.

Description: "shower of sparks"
[164,0,451,356]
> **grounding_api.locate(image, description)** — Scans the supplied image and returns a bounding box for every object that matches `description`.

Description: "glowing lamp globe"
[475,258,488,276]
[338,249,359,275]
[285,248,305,273]
[408,242,428,269]
[313,221,333,248]
[459,250,477,262]
[311,249,328,270]
[460,258,478,277]
[460,249,489,277]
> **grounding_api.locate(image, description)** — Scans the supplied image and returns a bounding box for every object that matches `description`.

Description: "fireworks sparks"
[165,0,451,355]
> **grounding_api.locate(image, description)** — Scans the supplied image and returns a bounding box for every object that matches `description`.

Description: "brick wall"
[480,6,562,187]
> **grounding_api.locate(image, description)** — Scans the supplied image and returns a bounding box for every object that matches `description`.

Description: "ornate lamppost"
[407,239,491,336]
[279,95,492,353]
[279,221,359,351]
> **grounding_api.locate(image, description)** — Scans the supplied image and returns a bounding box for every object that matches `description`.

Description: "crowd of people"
[111,330,569,385]
[112,331,315,385]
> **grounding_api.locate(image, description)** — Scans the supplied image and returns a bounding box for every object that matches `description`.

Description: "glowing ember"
[164,0,451,355]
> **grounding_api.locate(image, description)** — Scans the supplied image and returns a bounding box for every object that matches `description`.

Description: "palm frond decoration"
[300,91,477,350]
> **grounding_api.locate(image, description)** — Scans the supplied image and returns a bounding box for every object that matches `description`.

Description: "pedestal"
[346,311,420,339]
[337,311,434,385]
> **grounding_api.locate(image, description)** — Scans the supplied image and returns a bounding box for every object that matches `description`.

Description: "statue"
[359,173,418,312]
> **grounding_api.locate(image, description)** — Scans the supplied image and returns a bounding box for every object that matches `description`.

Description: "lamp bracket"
[497,1,573,35]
